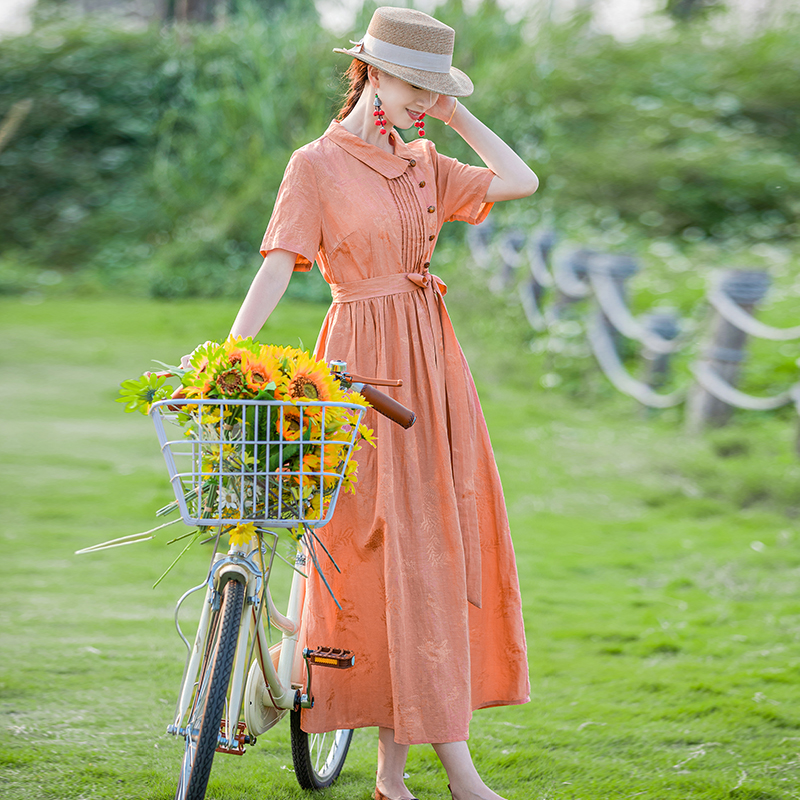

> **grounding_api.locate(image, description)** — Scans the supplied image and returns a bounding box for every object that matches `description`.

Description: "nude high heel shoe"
[374,788,419,800]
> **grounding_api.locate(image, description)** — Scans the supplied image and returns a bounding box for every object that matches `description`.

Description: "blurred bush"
[0,0,798,297]
[0,0,337,299]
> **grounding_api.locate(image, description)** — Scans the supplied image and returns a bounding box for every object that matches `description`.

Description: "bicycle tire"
[174,578,245,800]
[290,710,353,789]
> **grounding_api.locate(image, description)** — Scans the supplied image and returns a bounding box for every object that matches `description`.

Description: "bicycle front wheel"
[175,578,245,800]
[290,710,353,789]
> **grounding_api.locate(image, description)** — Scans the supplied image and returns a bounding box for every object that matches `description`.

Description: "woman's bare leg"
[431,741,507,800]
[376,727,414,799]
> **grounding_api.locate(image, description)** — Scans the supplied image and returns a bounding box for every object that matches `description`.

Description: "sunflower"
[214,367,250,398]
[182,342,225,391]
[183,378,213,399]
[278,408,314,441]
[318,442,348,473]
[222,336,256,368]
[274,343,305,363]
[183,356,219,398]
[240,351,285,397]
[296,448,343,496]
[259,343,295,361]
[284,352,343,414]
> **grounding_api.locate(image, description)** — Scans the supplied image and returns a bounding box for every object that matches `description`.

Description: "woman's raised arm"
[430,98,539,203]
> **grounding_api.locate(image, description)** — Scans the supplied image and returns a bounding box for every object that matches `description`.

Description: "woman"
[213,8,537,800]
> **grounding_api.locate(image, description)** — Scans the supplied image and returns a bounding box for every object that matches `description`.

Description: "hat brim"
[333,47,474,98]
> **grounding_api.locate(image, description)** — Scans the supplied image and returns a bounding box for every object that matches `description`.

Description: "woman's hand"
[180,343,211,370]
[425,94,458,124]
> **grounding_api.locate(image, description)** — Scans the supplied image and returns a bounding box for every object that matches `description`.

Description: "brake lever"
[340,372,402,388]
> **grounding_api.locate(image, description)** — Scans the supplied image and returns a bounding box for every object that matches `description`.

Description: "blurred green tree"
[1,1,798,298]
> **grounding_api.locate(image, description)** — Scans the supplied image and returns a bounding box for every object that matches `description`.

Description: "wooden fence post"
[641,309,681,389]
[173,0,221,22]
[686,269,771,432]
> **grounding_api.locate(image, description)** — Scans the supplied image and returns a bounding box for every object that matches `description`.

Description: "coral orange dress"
[261,120,529,745]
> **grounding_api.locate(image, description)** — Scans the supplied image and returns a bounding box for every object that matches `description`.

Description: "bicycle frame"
[141,362,412,795]
[167,529,310,752]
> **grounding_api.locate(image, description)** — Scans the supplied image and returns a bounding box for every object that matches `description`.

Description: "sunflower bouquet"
[118,337,375,552]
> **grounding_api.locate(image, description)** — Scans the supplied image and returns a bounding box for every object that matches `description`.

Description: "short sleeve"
[260,150,322,271]
[432,144,495,225]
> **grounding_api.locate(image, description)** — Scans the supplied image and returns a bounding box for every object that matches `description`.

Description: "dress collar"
[323,120,416,179]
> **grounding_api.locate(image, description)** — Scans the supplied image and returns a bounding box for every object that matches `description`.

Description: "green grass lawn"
[1,297,799,800]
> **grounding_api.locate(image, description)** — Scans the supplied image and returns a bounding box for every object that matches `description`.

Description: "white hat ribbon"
[354,32,452,75]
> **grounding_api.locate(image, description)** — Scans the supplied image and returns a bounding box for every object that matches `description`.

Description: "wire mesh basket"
[149,398,367,529]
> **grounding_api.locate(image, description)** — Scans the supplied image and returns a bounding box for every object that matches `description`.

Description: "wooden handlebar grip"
[356,383,416,429]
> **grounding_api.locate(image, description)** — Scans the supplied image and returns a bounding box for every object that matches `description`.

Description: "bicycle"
[146,360,414,800]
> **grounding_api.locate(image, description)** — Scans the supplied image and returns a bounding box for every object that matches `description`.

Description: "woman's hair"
[336,59,369,121]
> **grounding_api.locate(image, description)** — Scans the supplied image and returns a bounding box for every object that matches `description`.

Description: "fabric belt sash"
[330,270,447,304]
[328,268,484,609]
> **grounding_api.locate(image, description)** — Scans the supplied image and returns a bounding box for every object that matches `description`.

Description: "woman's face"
[371,70,439,131]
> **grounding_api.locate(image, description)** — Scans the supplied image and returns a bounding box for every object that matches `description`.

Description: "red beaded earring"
[414,112,426,137]
[373,93,387,135]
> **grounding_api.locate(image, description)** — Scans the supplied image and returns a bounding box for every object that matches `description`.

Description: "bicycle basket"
[149,398,367,529]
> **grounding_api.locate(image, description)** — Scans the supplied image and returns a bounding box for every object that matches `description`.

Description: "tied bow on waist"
[406,269,447,296]
[330,269,448,304]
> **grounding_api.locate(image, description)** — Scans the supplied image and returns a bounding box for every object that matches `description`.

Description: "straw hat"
[334,7,474,98]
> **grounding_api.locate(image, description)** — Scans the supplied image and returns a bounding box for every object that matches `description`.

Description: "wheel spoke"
[313,731,328,772]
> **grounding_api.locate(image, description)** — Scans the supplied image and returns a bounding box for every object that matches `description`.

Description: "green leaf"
[151,359,188,376]
[269,443,299,471]
[255,381,276,400]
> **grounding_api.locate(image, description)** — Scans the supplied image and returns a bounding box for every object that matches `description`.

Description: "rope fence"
[466,223,800,453]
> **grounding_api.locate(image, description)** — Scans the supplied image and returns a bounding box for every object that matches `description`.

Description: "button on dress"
[261,120,529,745]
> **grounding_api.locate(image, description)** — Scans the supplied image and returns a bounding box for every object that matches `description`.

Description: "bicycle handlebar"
[351,382,416,429]
[328,361,416,429]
